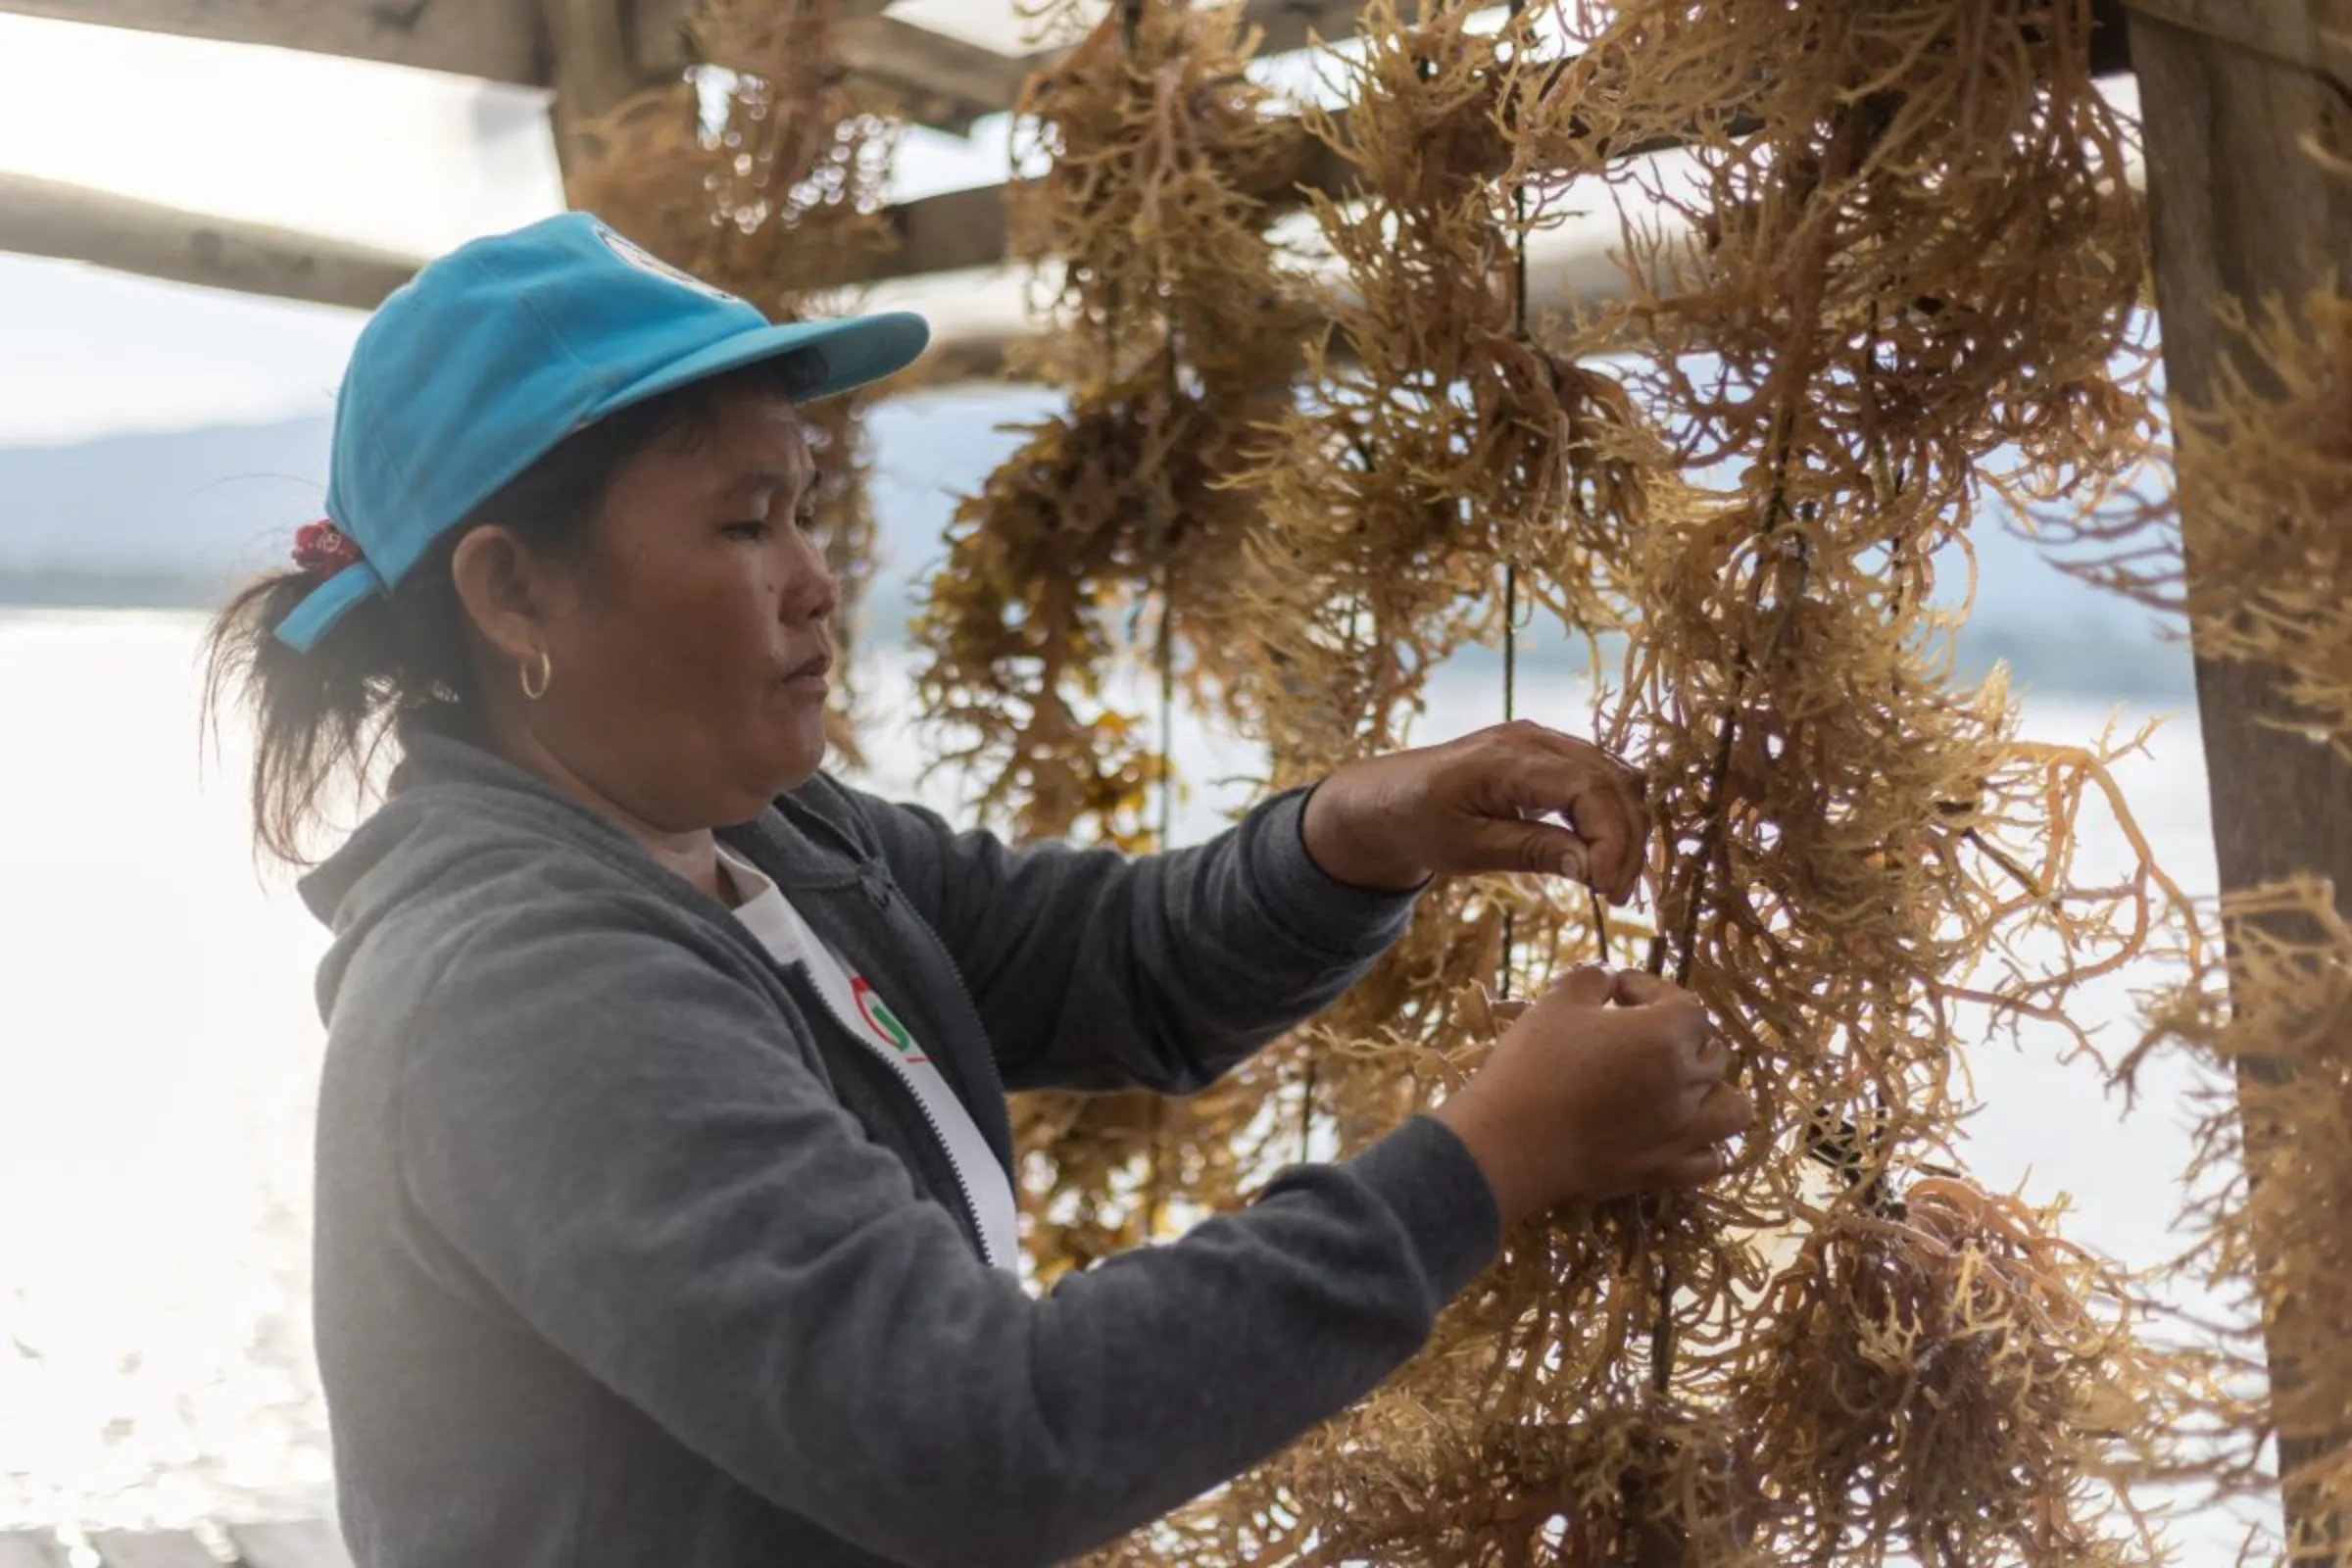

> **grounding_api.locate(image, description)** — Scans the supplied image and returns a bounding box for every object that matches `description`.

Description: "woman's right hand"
[1431,967,1751,1228]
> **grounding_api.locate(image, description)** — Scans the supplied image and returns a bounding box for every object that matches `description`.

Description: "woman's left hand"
[1299,720,1650,903]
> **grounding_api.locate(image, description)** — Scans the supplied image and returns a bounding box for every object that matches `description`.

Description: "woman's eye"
[721,518,770,541]
[793,508,820,533]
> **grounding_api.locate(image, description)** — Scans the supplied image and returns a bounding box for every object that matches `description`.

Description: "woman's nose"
[784,525,842,622]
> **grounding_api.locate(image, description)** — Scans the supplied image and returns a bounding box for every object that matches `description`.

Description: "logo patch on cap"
[594,223,742,306]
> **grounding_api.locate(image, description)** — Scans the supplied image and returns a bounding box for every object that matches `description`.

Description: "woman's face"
[499,385,841,832]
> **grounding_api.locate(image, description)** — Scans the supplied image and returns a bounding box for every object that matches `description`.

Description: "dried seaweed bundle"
[1230,0,1648,784]
[1127,0,2201,1563]
[2025,149,2352,1557]
[914,2,1327,1276]
[2129,879,2352,1559]
[917,0,1313,842]
[1580,0,2147,501]
[567,0,900,757]
[2048,288,2352,759]
[1555,1,2199,1560]
[815,0,2229,1561]
[914,371,1217,849]
[1738,1180,2174,1565]
[1008,1,1318,399]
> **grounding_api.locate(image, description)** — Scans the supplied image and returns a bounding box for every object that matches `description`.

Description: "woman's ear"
[449,526,557,665]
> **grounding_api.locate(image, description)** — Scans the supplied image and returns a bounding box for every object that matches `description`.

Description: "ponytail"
[202,569,416,865]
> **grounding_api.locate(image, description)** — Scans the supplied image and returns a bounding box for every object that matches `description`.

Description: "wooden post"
[540,0,648,188]
[2126,0,2352,1550]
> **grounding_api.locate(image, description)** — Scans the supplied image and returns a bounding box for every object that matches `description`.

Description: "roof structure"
[0,0,2139,379]
[0,4,1370,322]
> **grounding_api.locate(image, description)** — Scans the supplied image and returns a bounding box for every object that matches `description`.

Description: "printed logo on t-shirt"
[852,977,927,1064]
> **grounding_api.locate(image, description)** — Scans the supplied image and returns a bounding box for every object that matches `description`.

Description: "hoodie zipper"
[751,933,1004,1273]
[842,995,1001,1272]
[884,887,1014,1152]
[768,798,1016,1128]
[741,802,1015,1269]
[849,871,1009,1271]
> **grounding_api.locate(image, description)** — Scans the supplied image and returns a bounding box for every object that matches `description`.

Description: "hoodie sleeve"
[838,781,1421,1095]
[399,900,1499,1568]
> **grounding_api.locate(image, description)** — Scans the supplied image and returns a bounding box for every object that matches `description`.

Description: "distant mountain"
[0,416,333,590]
[0,388,1059,611]
[0,389,2189,699]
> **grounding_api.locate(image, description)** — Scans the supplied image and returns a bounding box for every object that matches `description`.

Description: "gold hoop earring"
[519,649,553,702]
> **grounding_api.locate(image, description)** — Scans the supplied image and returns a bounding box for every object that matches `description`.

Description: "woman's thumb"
[1547,965,1616,1006]
[1491,819,1590,882]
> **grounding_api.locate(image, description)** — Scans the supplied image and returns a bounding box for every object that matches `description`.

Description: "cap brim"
[587,311,929,425]
[271,558,390,652]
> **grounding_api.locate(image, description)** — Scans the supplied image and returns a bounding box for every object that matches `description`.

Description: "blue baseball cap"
[273,213,930,651]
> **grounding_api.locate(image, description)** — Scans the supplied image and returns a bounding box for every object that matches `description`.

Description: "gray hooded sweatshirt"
[300,728,1501,1568]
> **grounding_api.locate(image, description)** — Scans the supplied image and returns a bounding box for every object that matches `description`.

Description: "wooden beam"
[1238,0,1374,57]
[902,184,1724,385]
[0,0,1025,135]
[2127,0,2352,1552]
[631,1,1015,131]
[1015,0,1374,68]
[0,172,422,310]
[832,15,1037,135]
[630,0,887,78]
[0,0,2126,139]
[0,0,544,83]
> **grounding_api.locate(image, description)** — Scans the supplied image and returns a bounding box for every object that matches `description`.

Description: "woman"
[207,215,1750,1568]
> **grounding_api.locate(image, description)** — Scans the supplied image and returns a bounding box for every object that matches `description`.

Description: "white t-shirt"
[714,845,1021,1273]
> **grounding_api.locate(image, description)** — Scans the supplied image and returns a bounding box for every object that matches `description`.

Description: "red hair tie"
[292,517,366,578]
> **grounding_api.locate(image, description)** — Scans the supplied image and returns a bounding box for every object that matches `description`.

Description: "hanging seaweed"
[915,0,1317,848]
[1562,0,2200,1558]
[914,368,1219,849]
[911,0,1329,1283]
[1115,5,1747,1558]
[2045,288,2352,756]
[2128,879,2352,1561]
[1230,0,1643,783]
[1073,0,2210,1563]
[2000,121,2352,1554]
[1736,1180,2182,1565]
[566,0,900,760]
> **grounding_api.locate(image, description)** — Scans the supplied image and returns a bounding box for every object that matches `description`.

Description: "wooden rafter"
[0,0,2139,374]
[635,0,1031,134]
[0,1,1392,137]
[831,15,1040,134]
[1026,0,1372,65]
[0,0,2130,136]
[0,171,424,310]
[0,0,549,84]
